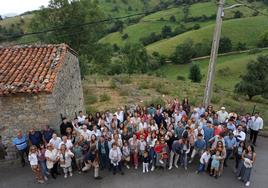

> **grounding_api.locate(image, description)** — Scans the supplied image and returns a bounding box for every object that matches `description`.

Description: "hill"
[146,16,268,55]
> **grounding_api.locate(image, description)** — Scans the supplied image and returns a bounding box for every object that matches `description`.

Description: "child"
[72,142,83,173]
[180,139,190,170]
[142,150,150,173]
[210,150,222,178]
[38,144,49,180]
[57,144,74,178]
[139,135,147,157]
[122,140,131,169]
[28,145,44,184]
[109,143,124,175]
[196,148,211,174]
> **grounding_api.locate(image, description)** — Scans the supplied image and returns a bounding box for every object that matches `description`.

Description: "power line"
[0,6,177,42]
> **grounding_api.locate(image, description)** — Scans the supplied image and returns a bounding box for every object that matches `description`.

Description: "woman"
[237,145,256,187]
[45,144,58,179]
[235,141,246,169]
[182,97,190,115]
[57,144,74,178]
[28,145,44,184]
[129,134,140,169]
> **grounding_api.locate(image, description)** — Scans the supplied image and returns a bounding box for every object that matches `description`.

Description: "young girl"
[235,141,246,170]
[122,140,131,169]
[210,150,222,178]
[142,150,150,173]
[38,144,49,180]
[28,145,44,184]
[57,144,74,178]
[72,142,83,173]
[45,144,58,179]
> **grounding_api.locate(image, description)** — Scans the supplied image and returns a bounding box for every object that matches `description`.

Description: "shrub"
[119,89,129,96]
[85,94,98,104]
[248,48,261,54]
[218,67,232,77]
[211,94,221,104]
[219,37,232,53]
[121,33,129,40]
[110,79,118,89]
[189,64,202,83]
[155,83,170,95]
[99,93,111,102]
[144,97,165,107]
[177,75,186,81]
[139,81,151,89]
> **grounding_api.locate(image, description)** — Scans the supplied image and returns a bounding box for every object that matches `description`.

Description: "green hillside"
[146,16,268,55]
[99,0,265,48]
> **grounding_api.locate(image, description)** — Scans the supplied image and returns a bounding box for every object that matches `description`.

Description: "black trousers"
[18,148,29,166]
[250,129,259,145]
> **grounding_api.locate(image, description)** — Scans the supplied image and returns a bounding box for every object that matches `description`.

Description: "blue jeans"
[39,160,48,176]
[197,163,205,172]
[149,147,156,167]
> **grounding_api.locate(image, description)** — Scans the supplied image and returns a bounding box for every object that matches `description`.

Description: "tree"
[257,30,268,47]
[189,63,202,82]
[234,55,268,100]
[236,42,247,51]
[219,37,232,53]
[121,33,129,40]
[172,40,195,64]
[169,15,176,22]
[29,0,105,77]
[161,25,172,38]
[233,11,243,18]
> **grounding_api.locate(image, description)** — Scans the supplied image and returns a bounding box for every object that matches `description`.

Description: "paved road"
[1,137,268,188]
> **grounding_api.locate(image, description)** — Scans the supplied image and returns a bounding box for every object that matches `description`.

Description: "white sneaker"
[44,176,48,181]
[238,177,242,180]
[168,166,172,170]
[184,167,187,170]
[188,160,192,164]
[126,165,130,169]
[175,165,179,169]
[69,172,73,177]
[245,181,250,186]
[135,166,138,170]
[159,159,164,164]
[82,164,90,172]
[151,166,155,171]
[64,174,68,178]
[143,170,145,173]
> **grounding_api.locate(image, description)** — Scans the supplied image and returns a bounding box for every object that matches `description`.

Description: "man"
[174,121,185,139]
[13,130,28,167]
[42,125,54,145]
[249,112,263,146]
[49,133,62,149]
[59,136,73,150]
[77,111,86,125]
[60,117,73,136]
[224,132,237,167]
[154,110,164,128]
[115,107,124,124]
[168,139,182,170]
[189,133,206,163]
[28,128,42,148]
[233,125,246,142]
[82,145,102,179]
[98,136,110,170]
[139,117,148,131]
[217,107,229,124]
[73,123,91,141]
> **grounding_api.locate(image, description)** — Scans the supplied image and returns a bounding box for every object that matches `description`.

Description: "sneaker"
[168,166,172,170]
[69,172,73,177]
[245,181,250,186]
[94,176,102,180]
[120,172,124,175]
[159,159,164,164]
[195,171,199,174]
[184,167,187,170]
[237,177,242,180]
[151,166,155,171]
[44,176,48,181]
[175,165,179,169]
[188,160,192,164]
[214,175,218,179]
[38,180,45,184]
[78,171,82,174]
[135,166,138,170]
[64,174,68,179]
[126,165,130,169]
[82,164,90,172]
[143,170,145,173]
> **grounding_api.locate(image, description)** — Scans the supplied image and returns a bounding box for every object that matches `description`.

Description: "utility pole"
[203,0,225,108]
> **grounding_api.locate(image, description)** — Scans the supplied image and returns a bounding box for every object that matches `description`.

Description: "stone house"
[0,44,84,151]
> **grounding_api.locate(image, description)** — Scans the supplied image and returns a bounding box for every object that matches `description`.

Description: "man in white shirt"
[49,133,62,149]
[115,107,124,123]
[73,124,91,141]
[139,118,148,131]
[77,111,86,125]
[217,107,229,123]
[59,136,73,150]
[249,112,263,146]
[233,125,246,142]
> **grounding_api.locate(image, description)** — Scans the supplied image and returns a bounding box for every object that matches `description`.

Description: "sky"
[0,0,49,16]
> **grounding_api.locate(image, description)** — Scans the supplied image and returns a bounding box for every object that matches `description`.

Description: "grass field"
[146,16,268,55]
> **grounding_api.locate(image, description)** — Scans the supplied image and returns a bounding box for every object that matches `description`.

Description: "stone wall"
[0,93,58,146]
[0,49,84,159]
[52,50,84,122]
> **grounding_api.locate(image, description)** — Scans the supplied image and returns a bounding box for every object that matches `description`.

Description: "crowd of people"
[11,98,263,186]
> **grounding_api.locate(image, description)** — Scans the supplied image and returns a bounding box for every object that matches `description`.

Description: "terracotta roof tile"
[0,43,75,96]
